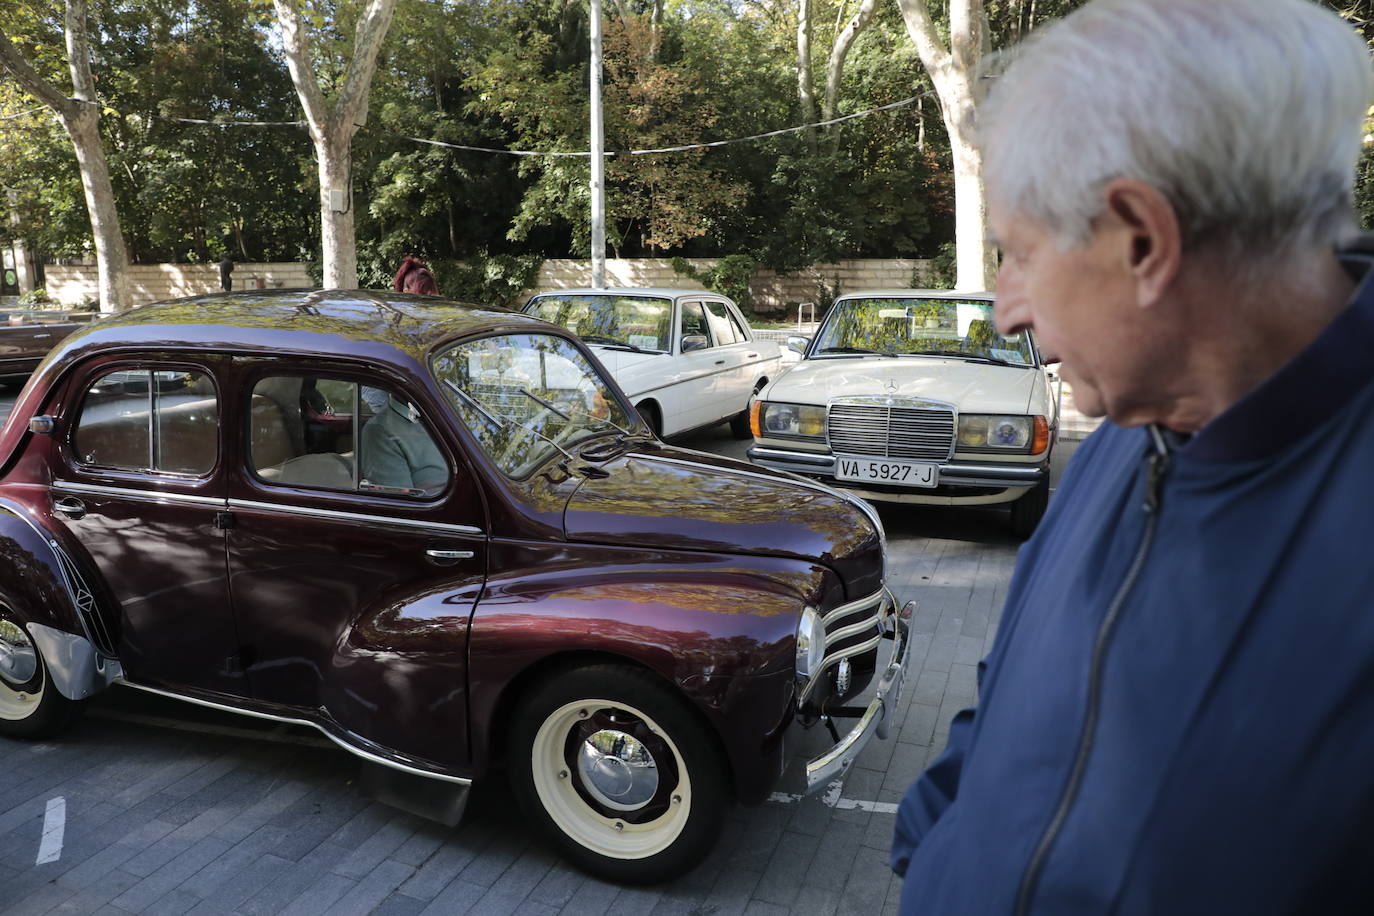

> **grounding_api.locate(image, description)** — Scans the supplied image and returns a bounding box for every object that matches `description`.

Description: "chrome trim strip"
[114,678,473,786]
[52,480,225,507]
[940,463,1043,479]
[825,615,882,649]
[627,356,778,400]
[748,447,834,468]
[798,635,883,706]
[821,589,886,626]
[227,499,484,537]
[804,600,913,793]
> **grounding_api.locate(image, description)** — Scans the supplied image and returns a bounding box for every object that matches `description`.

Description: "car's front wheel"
[0,610,84,739]
[509,664,729,884]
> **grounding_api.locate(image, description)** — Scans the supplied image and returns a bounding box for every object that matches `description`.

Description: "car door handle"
[53,496,86,520]
[714,359,726,365]
[426,548,474,560]
[31,334,51,340]
[747,352,758,358]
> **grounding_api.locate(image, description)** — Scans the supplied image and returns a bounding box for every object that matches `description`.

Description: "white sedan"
[523,288,785,439]
[747,290,1060,537]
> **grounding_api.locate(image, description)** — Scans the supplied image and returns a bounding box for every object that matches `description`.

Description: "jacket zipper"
[1013,426,1172,916]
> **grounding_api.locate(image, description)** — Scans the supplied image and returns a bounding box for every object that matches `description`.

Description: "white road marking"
[767,779,901,815]
[36,797,65,865]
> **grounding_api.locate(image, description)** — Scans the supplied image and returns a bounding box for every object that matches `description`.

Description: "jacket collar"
[1182,242,1374,463]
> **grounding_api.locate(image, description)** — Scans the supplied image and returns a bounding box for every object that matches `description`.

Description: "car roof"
[526,288,729,301]
[832,289,995,301]
[45,289,553,370]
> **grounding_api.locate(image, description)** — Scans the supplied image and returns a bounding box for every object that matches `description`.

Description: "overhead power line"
[25,90,933,157]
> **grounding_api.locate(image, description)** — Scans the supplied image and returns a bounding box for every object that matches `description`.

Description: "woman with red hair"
[393,255,438,295]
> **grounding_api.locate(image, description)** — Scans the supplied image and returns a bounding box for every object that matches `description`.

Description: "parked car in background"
[0,289,911,883]
[523,288,784,439]
[0,310,84,382]
[748,290,1059,537]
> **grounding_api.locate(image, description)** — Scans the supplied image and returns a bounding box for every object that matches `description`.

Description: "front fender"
[0,499,120,700]
[467,540,843,797]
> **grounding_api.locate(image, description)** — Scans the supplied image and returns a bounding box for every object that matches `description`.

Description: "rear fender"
[0,499,121,700]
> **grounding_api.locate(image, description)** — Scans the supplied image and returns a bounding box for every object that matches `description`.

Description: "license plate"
[834,457,939,487]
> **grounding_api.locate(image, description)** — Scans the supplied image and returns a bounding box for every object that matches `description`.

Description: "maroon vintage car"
[0,309,84,382]
[0,289,912,883]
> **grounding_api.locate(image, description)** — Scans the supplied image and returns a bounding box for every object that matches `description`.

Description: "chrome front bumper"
[803,599,915,792]
[749,446,1046,489]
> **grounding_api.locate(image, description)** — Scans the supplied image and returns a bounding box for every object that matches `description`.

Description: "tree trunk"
[273,0,397,291]
[797,0,817,151]
[64,106,131,312]
[0,2,133,312]
[894,0,995,291]
[823,0,880,125]
[315,131,357,288]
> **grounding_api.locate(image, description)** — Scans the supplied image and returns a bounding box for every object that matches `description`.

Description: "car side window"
[73,369,219,475]
[249,376,450,499]
[703,301,742,345]
[680,302,715,351]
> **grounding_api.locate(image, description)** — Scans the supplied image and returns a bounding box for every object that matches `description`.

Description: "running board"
[113,678,472,788]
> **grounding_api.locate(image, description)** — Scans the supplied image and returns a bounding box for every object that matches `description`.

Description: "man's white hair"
[980,0,1373,256]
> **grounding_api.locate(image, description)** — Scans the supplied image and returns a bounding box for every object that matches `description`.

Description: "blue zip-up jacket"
[892,251,1374,914]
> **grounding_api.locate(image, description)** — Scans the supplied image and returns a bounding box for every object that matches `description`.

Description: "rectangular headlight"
[759,402,826,439]
[958,414,1032,450]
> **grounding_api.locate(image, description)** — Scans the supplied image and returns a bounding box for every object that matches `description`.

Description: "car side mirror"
[786,335,810,355]
[681,334,708,353]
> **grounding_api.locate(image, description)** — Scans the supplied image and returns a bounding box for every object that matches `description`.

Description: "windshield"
[812,298,1035,365]
[526,295,672,353]
[432,333,636,478]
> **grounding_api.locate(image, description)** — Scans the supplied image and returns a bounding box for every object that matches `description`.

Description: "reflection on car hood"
[563,444,883,597]
[771,356,1039,414]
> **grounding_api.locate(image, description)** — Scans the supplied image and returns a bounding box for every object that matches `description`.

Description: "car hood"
[563,444,884,598]
[770,356,1039,414]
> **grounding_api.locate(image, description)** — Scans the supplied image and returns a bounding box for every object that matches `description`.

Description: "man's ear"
[1101,178,1180,308]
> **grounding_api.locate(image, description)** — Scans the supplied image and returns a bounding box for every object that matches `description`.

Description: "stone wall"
[43,263,313,309]
[42,258,935,316]
[524,258,936,317]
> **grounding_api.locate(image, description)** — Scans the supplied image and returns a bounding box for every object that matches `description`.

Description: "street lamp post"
[589,0,606,288]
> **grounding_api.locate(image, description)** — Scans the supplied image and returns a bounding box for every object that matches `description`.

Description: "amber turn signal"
[749,399,763,438]
[1030,416,1050,455]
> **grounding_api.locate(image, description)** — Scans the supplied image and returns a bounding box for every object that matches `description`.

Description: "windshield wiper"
[817,345,897,357]
[519,388,569,420]
[580,334,657,354]
[442,379,578,466]
[900,349,1018,367]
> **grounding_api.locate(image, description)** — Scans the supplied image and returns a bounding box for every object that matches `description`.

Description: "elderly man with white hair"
[890,0,1374,912]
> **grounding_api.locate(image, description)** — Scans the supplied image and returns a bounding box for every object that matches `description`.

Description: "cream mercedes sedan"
[746,290,1059,537]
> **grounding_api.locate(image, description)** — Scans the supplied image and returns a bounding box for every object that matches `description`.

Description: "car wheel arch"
[479,649,737,797]
[634,400,663,437]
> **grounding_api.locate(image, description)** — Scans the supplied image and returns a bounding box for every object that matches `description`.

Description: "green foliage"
[670,254,758,313]
[922,242,957,289]
[18,287,52,306]
[438,253,545,307]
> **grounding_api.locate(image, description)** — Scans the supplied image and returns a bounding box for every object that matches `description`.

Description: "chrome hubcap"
[577,728,659,811]
[0,620,37,686]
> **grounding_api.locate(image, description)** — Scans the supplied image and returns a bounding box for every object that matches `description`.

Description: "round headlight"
[795,606,825,680]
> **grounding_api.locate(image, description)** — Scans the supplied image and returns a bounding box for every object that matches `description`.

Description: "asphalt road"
[0,386,1082,916]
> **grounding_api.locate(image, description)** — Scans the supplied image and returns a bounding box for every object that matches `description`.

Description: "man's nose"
[994,274,1030,336]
